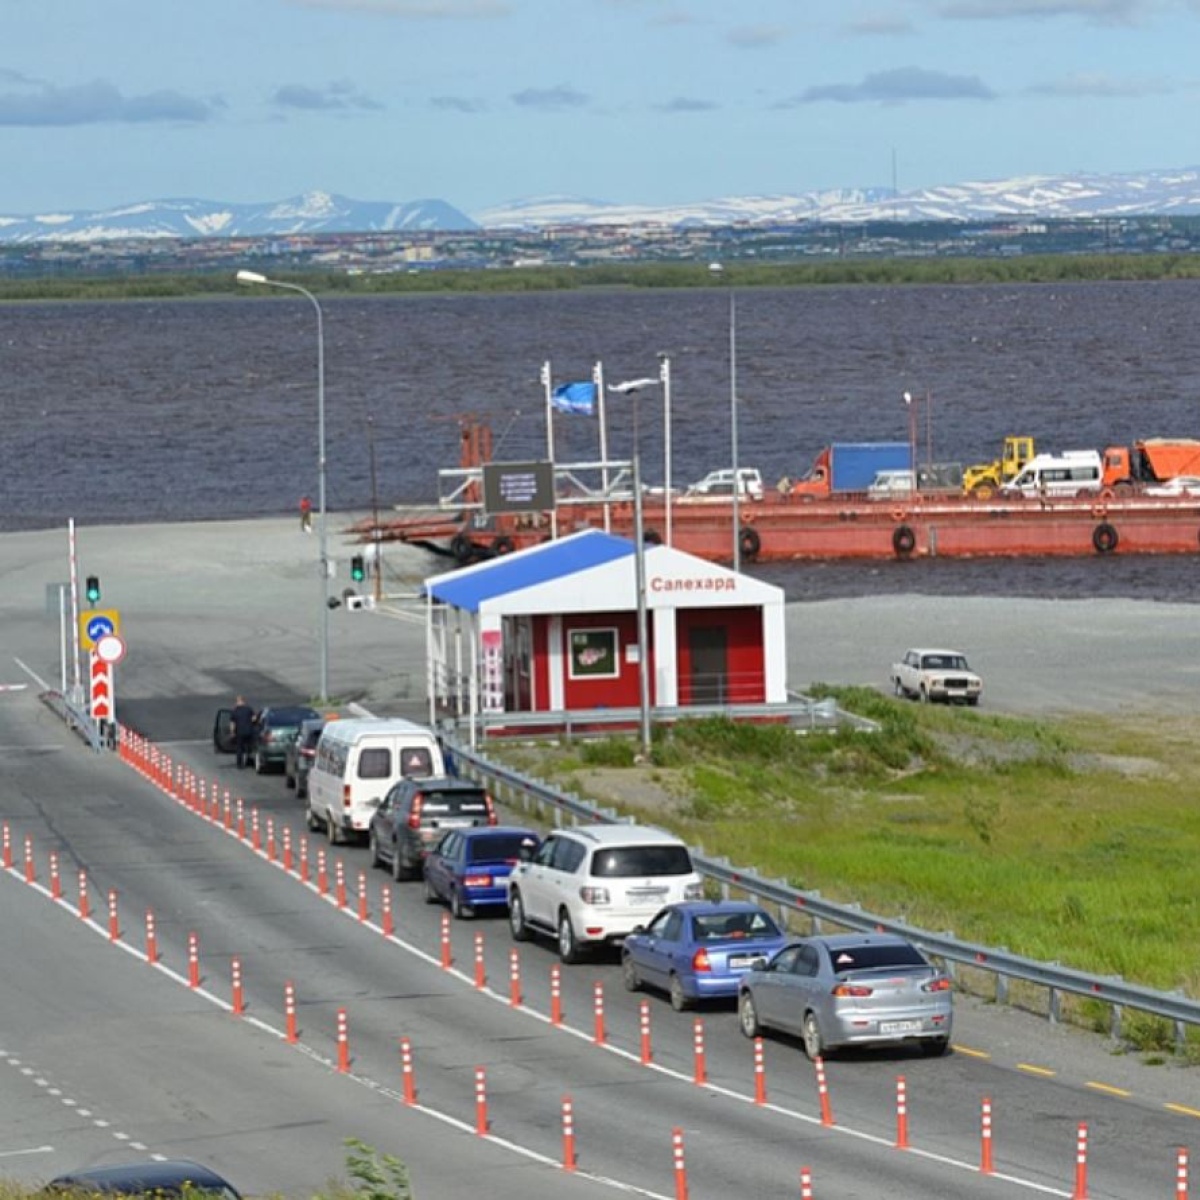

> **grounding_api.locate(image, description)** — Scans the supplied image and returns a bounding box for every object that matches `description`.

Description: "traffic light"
[350,554,365,583]
[85,575,101,604]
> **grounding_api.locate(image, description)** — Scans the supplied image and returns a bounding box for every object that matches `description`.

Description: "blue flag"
[551,380,597,416]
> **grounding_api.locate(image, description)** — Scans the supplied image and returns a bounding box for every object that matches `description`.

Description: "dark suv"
[368,777,496,881]
[284,717,326,798]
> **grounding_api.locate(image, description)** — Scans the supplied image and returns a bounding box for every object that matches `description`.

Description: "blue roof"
[426,531,635,613]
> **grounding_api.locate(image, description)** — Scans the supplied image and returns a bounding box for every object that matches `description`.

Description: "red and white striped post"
[400,1037,416,1105]
[2,822,10,869]
[188,931,200,988]
[754,1037,767,1105]
[593,981,606,1045]
[145,910,159,964]
[895,1076,909,1149]
[236,797,246,841]
[266,817,277,862]
[693,1018,707,1086]
[671,1126,688,1200]
[49,851,61,900]
[231,957,244,1016]
[337,1007,350,1073]
[284,980,298,1043]
[474,1066,488,1135]
[357,869,369,922]
[381,885,394,937]
[198,780,206,816]
[1072,1122,1088,1200]
[550,964,563,1026]
[23,834,34,884]
[335,859,347,909]
[639,999,652,1065]
[317,848,328,896]
[107,889,120,941]
[223,790,232,831]
[251,807,261,852]
[980,1097,994,1175]
[78,870,90,920]
[474,932,486,989]
[814,1056,834,1127]
[300,837,310,884]
[282,826,293,872]
[1177,1148,1189,1200]
[509,947,522,1007]
[799,1167,814,1199]
[561,1096,576,1172]
[440,911,452,968]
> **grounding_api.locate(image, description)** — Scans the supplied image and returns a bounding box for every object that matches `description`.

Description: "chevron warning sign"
[90,652,113,721]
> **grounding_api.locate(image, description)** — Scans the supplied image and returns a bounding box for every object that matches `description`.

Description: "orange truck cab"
[1102,439,1200,488]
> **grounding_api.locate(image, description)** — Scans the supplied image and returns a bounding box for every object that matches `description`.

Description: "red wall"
[676,606,765,705]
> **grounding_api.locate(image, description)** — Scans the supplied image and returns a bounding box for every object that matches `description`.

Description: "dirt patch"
[570,766,689,819]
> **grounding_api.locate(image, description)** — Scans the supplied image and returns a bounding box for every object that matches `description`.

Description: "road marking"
[13,658,52,693]
[1017,1063,1057,1077]
[952,1044,991,1060]
[0,1147,54,1159]
[1166,1103,1200,1120]
[1086,1081,1131,1098]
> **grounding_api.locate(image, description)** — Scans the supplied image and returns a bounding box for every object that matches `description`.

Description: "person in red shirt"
[299,495,312,532]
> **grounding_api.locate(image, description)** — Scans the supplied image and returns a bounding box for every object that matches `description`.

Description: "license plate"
[627,890,667,904]
[879,1020,923,1035]
[729,954,766,970]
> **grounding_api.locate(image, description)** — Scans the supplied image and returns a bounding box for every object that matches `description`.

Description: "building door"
[687,626,728,704]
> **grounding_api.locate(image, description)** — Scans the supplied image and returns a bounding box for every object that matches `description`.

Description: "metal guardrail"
[41,690,105,752]
[446,735,1199,1047]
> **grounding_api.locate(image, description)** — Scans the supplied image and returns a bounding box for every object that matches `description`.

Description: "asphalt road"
[2,518,1199,1197]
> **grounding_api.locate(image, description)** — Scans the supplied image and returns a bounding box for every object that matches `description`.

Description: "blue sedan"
[622,900,789,1011]
[423,825,540,919]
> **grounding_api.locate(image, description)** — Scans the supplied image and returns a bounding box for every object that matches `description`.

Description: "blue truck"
[793,442,913,496]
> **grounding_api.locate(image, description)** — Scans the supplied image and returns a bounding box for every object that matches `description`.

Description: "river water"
[5,280,1200,600]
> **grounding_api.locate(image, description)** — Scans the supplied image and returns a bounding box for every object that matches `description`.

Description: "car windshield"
[421,789,488,816]
[693,909,780,941]
[829,942,928,974]
[921,654,968,671]
[591,845,693,878]
[467,833,536,862]
[264,707,318,728]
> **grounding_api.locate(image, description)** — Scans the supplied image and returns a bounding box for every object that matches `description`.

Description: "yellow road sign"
[80,608,121,652]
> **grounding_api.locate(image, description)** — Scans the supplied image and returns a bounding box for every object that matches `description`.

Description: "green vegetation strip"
[495,690,1200,1043]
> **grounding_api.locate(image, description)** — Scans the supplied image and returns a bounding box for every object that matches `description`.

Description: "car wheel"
[622,954,641,993]
[297,779,307,800]
[921,1036,951,1057]
[368,831,384,870]
[669,973,692,1013]
[306,807,322,833]
[326,815,341,846]
[802,1012,824,1061]
[451,889,472,920]
[509,890,529,942]
[968,697,980,707]
[919,686,929,704]
[738,990,761,1038]
[285,769,295,790]
[557,910,581,964]
[423,874,439,905]
[392,845,413,882]
[893,677,904,698]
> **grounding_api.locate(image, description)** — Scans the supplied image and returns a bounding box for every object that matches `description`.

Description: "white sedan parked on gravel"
[891,648,983,706]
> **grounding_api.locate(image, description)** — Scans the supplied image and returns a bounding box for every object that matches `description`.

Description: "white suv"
[508,825,704,963]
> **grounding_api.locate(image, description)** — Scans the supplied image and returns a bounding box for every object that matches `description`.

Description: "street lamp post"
[236,269,330,703]
[708,263,740,571]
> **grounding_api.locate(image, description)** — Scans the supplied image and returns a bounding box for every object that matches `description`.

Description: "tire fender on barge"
[1092,522,1119,555]
[892,524,917,557]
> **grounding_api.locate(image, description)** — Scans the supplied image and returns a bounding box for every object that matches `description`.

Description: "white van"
[307,718,444,844]
[1001,450,1102,498]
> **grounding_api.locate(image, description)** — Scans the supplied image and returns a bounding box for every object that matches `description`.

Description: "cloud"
[288,0,508,14]
[512,84,589,110]
[780,66,994,105]
[271,81,383,111]
[655,96,717,112]
[431,95,488,112]
[937,0,1139,22]
[726,24,789,47]
[0,78,216,126]
[1027,71,1171,96]
[845,13,917,34]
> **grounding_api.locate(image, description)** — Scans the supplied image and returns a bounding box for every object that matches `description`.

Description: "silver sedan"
[737,933,953,1059]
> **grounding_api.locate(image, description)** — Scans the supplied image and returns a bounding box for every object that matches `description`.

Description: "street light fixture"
[236,269,330,703]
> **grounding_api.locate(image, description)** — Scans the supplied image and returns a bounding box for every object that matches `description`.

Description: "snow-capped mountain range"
[3,168,1199,243]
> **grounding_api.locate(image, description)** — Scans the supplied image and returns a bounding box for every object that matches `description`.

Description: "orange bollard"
[231,957,244,1015]
[317,847,329,896]
[283,826,293,872]
[561,1096,576,1172]
[107,889,120,941]
[223,790,232,831]
[357,870,369,922]
[440,911,452,968]
[2,822,10,869]
[400,1037,416,1105]
[895,1076,909,1149]
[1177,1148,1189,1200]
[335,860,347,909]
[593,981,606,1045]
[693,1018,707,1085]
[1072,1123,1088,1200]
[474,932,486,989]
[814,1056,834,1127]
[337,1008,350,1073]
[145,910,158,964]
[237,797,246,841]
[639,999,652,1065]
[381,885,394,937]
[981,1097,994,1174]
[251,808,261,852]
[550,964,563,1025]
[300,837,310,884]
[671,1127,688,1200]
[474,1066,488,1135]
[509,947,522,1007]
[754,1037,767,1105]
[266,817,276,862]
[49,851,61,900]
[23,834,34,884]
[799,1167,814,1199]
[78,870,90,920]
[285,980,298,1043]
[188,931,200,988]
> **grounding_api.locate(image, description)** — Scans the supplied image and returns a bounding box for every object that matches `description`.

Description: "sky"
[3,0,1198,216]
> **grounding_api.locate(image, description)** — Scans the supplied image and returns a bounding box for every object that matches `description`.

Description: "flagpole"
[661,355,673,547]
[542,360,558,541]
[594,360,611,533]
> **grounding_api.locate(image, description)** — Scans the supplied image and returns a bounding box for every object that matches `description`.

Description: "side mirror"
[518,843,535,862]
[367,796,382,809]
[631,924,646,935]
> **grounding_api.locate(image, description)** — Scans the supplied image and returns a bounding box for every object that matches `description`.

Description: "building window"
[567,627,619,680]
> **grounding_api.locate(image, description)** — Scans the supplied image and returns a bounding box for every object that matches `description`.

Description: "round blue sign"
[86,615,115,642]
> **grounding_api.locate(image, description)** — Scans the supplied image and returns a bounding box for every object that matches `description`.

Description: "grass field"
[495,691,1200,1048]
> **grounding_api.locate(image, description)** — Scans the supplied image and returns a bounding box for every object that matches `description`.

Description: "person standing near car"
[299,495,313,533]
[231,695,257,769]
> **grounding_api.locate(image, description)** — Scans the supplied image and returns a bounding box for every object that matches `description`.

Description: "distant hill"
[0,190,477,244]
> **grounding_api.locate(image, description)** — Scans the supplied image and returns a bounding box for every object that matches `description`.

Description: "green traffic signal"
[85,575,101,604]
[350,555,365,583]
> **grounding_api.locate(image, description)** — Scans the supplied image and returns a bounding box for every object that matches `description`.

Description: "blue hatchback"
[622,900,789,1011]
[423,825,540,919]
